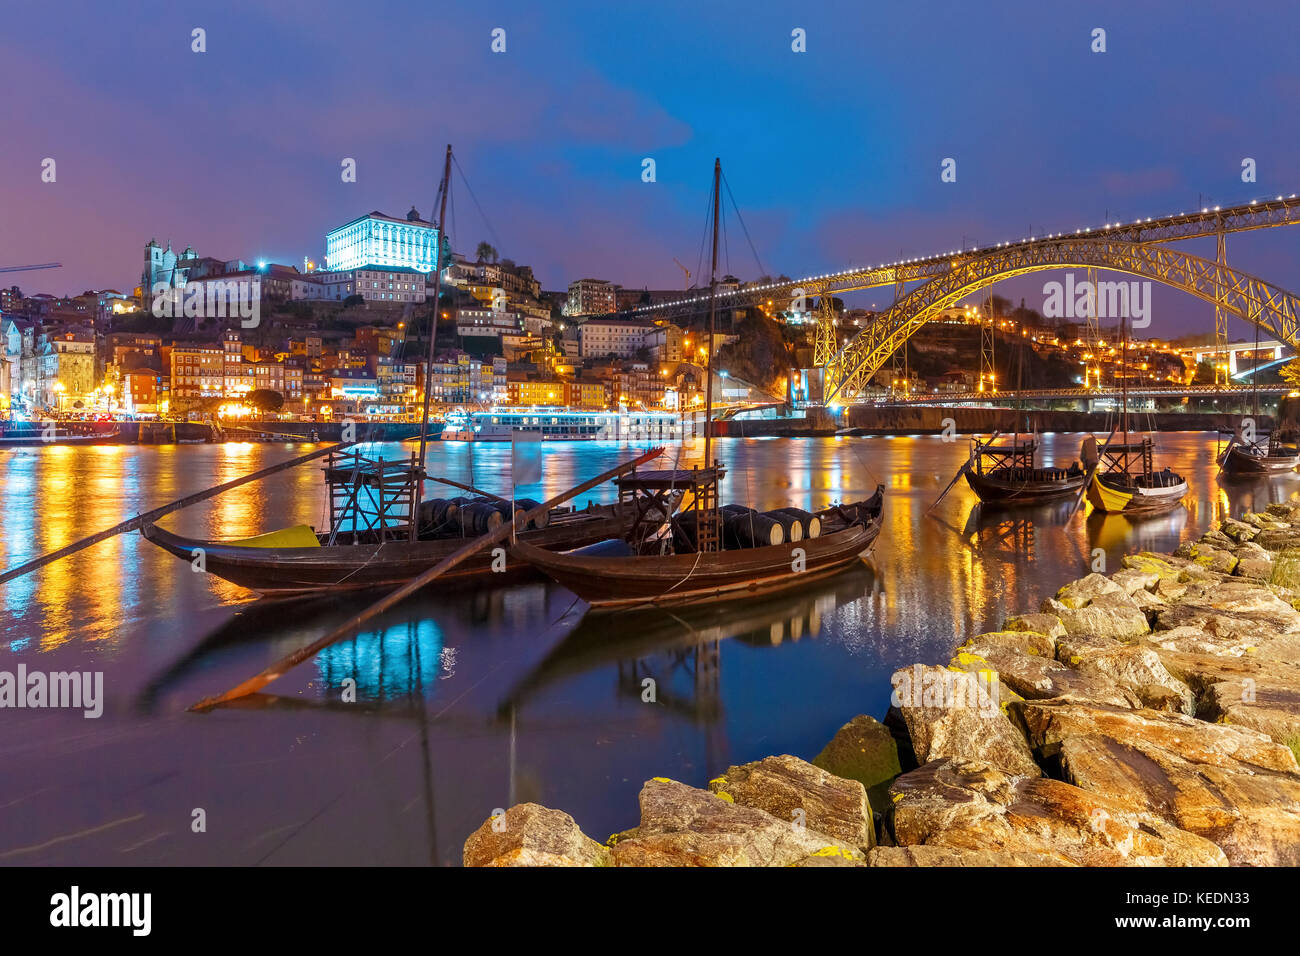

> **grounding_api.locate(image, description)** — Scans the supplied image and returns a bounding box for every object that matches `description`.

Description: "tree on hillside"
[1280,358,1300,389]
[476,241,498,263]
[247,389,285,413]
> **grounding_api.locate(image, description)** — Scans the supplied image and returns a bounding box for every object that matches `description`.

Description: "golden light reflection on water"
[2,433,1298,661]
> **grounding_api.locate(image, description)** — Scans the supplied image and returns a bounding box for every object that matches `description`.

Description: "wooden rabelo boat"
[1218,431,1300,477]
[513,158,884,610]
[1082,314,1187,517]
[1084,436,1187,516]
[963,435,1086,505]
[1217,313,1297,477]
[142,447,667,596]
[511,465,884,609]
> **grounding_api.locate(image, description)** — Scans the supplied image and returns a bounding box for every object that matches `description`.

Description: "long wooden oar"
[189,445,666,711]
[0,441,355,586]
[1069,424,1117,518]
[927,430,996,514]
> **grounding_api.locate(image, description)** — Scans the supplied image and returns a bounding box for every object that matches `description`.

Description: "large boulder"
[1014,700,1300,866]
[1255,529,1300,552]
[1041,593,1151,640]
[1003,613,1067,639]
[463,804,612,867]
[890,664,1041,777]
[1191,546,1239,575]
[1154,580,1300,641]
[1121,552,1194,585]
[811,714,902,798]
[1205,678,1300,745]
[868,845,1074,867]
[1232,542,1273,582]
[609,777,864,866]
[888,758,1226,866]
[1055,634,1195,714]
[1055,573,1129,609]
[1110,568,1161,595]
[949,635,1137,708]
[709,754,875,851]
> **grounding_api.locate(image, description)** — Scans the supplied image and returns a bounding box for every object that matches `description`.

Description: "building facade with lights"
[308,266,427,304]
[578,317,655,358]
[324,208,440,274]
[168,344,224,399]
[565,279,617,317]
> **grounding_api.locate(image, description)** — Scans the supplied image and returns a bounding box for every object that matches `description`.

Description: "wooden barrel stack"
[418,495,551,537]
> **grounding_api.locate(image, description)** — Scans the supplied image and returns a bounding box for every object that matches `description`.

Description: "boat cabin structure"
[613,463,725,553]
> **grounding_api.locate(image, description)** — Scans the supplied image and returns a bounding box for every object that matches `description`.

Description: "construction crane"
[673,257,692,290]
[0,262,61,275]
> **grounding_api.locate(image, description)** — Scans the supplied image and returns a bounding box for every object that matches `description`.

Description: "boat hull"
[964,467,1085,504]
[1086,472,1186,516]
[511,508,882,609]
[1219,445,1300,477]
[140,506,630,595]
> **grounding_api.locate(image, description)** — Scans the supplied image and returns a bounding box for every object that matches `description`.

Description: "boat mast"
[1252,303,1261,429]
[1120,310,1129,458]
[702,158,721,472]
[417,144,454,485]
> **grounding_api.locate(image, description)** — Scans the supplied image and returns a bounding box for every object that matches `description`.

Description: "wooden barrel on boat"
[515,498,548,530]
[418,497,461,533]
[672,511,700,552]
[433,497,468,526]
[722,505,784,547]
[772,507,820,539]
[762,509,803,542]
[459,501,504,534]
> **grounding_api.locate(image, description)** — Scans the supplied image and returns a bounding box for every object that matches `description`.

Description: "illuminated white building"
[325,207,440,273]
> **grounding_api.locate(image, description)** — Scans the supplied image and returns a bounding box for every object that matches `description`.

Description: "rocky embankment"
[463,504,1300,867]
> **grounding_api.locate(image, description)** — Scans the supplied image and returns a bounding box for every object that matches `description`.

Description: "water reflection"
[502,564,877,720]
[6,433,1300,864]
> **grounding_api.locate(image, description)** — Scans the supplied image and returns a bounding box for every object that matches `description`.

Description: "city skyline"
[5,0,1300,335]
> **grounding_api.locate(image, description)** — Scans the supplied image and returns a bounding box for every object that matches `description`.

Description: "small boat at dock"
[511,471,883,609]
[142,448,666,596]
[1218,429,1300,477]
[1084,436,1187,516]
[963,435,1086,505]
[513,159,885,610]
[1082,314,1187,517]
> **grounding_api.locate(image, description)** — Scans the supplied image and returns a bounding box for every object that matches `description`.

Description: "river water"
[0,433,1293,864]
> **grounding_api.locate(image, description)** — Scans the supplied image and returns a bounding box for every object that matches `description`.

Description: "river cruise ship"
[440,406,682,442]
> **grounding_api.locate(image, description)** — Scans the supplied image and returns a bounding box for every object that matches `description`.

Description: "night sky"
[4,0,1298,337]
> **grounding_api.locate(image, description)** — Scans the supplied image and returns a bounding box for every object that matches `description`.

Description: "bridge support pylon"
[1215,219,1230,386]
[813,289,837,369]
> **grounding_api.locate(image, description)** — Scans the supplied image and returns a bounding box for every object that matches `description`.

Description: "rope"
[452,154,501,254]
[722,170,767,279]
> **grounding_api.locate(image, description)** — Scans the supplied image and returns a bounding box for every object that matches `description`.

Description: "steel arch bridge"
[621,195,1300,322]
[822,238,1300,404]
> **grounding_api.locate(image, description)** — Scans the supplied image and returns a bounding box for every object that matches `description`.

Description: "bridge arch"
[825,239,1300,402]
